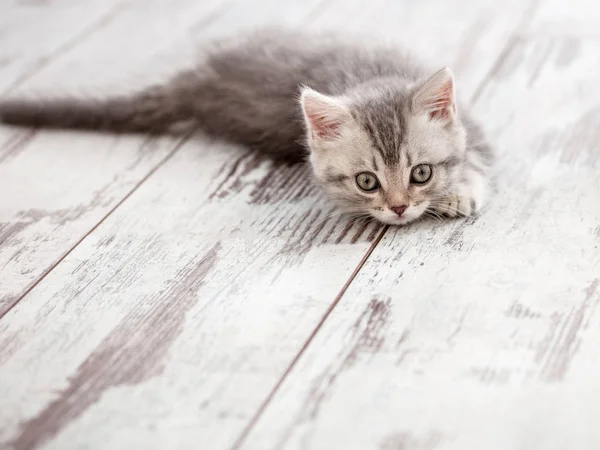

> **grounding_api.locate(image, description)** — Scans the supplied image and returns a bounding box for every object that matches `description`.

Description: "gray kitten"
[0,29,492,225]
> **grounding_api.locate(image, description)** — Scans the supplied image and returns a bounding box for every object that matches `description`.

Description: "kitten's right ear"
[300,87,352,141]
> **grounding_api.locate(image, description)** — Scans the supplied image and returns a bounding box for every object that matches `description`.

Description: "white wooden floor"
[1,1,599,449]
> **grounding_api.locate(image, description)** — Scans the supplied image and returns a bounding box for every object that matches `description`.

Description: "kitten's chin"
[376,215,418,226]
[370,203,429,226]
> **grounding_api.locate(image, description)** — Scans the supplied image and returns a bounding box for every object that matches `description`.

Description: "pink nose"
[391,205,408,217]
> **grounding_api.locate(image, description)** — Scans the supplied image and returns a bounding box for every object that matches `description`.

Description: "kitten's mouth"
[371,205,428,226]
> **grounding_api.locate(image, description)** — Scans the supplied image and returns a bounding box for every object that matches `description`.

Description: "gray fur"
[0,28,493,225]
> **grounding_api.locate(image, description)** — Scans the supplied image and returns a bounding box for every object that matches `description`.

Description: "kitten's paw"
[432,193,475,218]
[429,170,488,219]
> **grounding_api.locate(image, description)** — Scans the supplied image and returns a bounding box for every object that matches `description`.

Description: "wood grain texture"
[0,139,385,450]
[0,1,574,450]
[11,0,233,94]
[0,131,184,316]
[242,34,600,450]
[0,0,130,93]
[0,0,231,316]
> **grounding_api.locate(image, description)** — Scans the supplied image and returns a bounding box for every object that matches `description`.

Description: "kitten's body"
[0,29,493,225]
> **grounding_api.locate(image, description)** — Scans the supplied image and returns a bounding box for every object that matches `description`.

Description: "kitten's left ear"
[412,67,457,124]
[300,87,352,141]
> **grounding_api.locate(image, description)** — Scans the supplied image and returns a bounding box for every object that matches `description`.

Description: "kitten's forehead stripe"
[357,94,408,166]
[363,121,387,163]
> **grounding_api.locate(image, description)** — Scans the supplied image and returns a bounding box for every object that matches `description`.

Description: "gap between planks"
[230,225,389,450]
[0,135,189,322]
[0,0,232,317]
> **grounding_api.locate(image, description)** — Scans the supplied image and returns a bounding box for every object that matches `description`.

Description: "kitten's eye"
[410,164,433,184]
[355,171,380,192]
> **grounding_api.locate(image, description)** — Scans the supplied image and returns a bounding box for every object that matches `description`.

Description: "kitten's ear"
[412,67,457,124]
[300,87,352,140]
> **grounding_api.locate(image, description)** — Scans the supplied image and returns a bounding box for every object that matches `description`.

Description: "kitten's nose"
[391,205,408,217]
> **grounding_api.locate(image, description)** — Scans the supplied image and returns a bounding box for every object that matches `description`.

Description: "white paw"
[432,193,475,218]
[432,173,487,219]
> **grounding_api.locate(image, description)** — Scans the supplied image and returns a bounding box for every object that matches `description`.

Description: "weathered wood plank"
[0,0,129,93]
[241,35,600,450]
[0,140,383,450]
[6,0,230,93]
[0,0,231,316]
[0,132,184,315]
[0,1,529,449]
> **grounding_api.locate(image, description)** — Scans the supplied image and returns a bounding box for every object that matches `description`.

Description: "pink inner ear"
[301,90,349,140]
[427,79,455,120]
[306,110,343,139]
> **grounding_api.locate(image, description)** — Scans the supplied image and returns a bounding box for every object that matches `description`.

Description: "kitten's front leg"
[432,168,488,218]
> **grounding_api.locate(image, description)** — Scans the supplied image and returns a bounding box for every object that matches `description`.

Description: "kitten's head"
[300,67,467,225]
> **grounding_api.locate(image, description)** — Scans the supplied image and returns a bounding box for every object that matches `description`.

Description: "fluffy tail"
[0,77,196,133]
